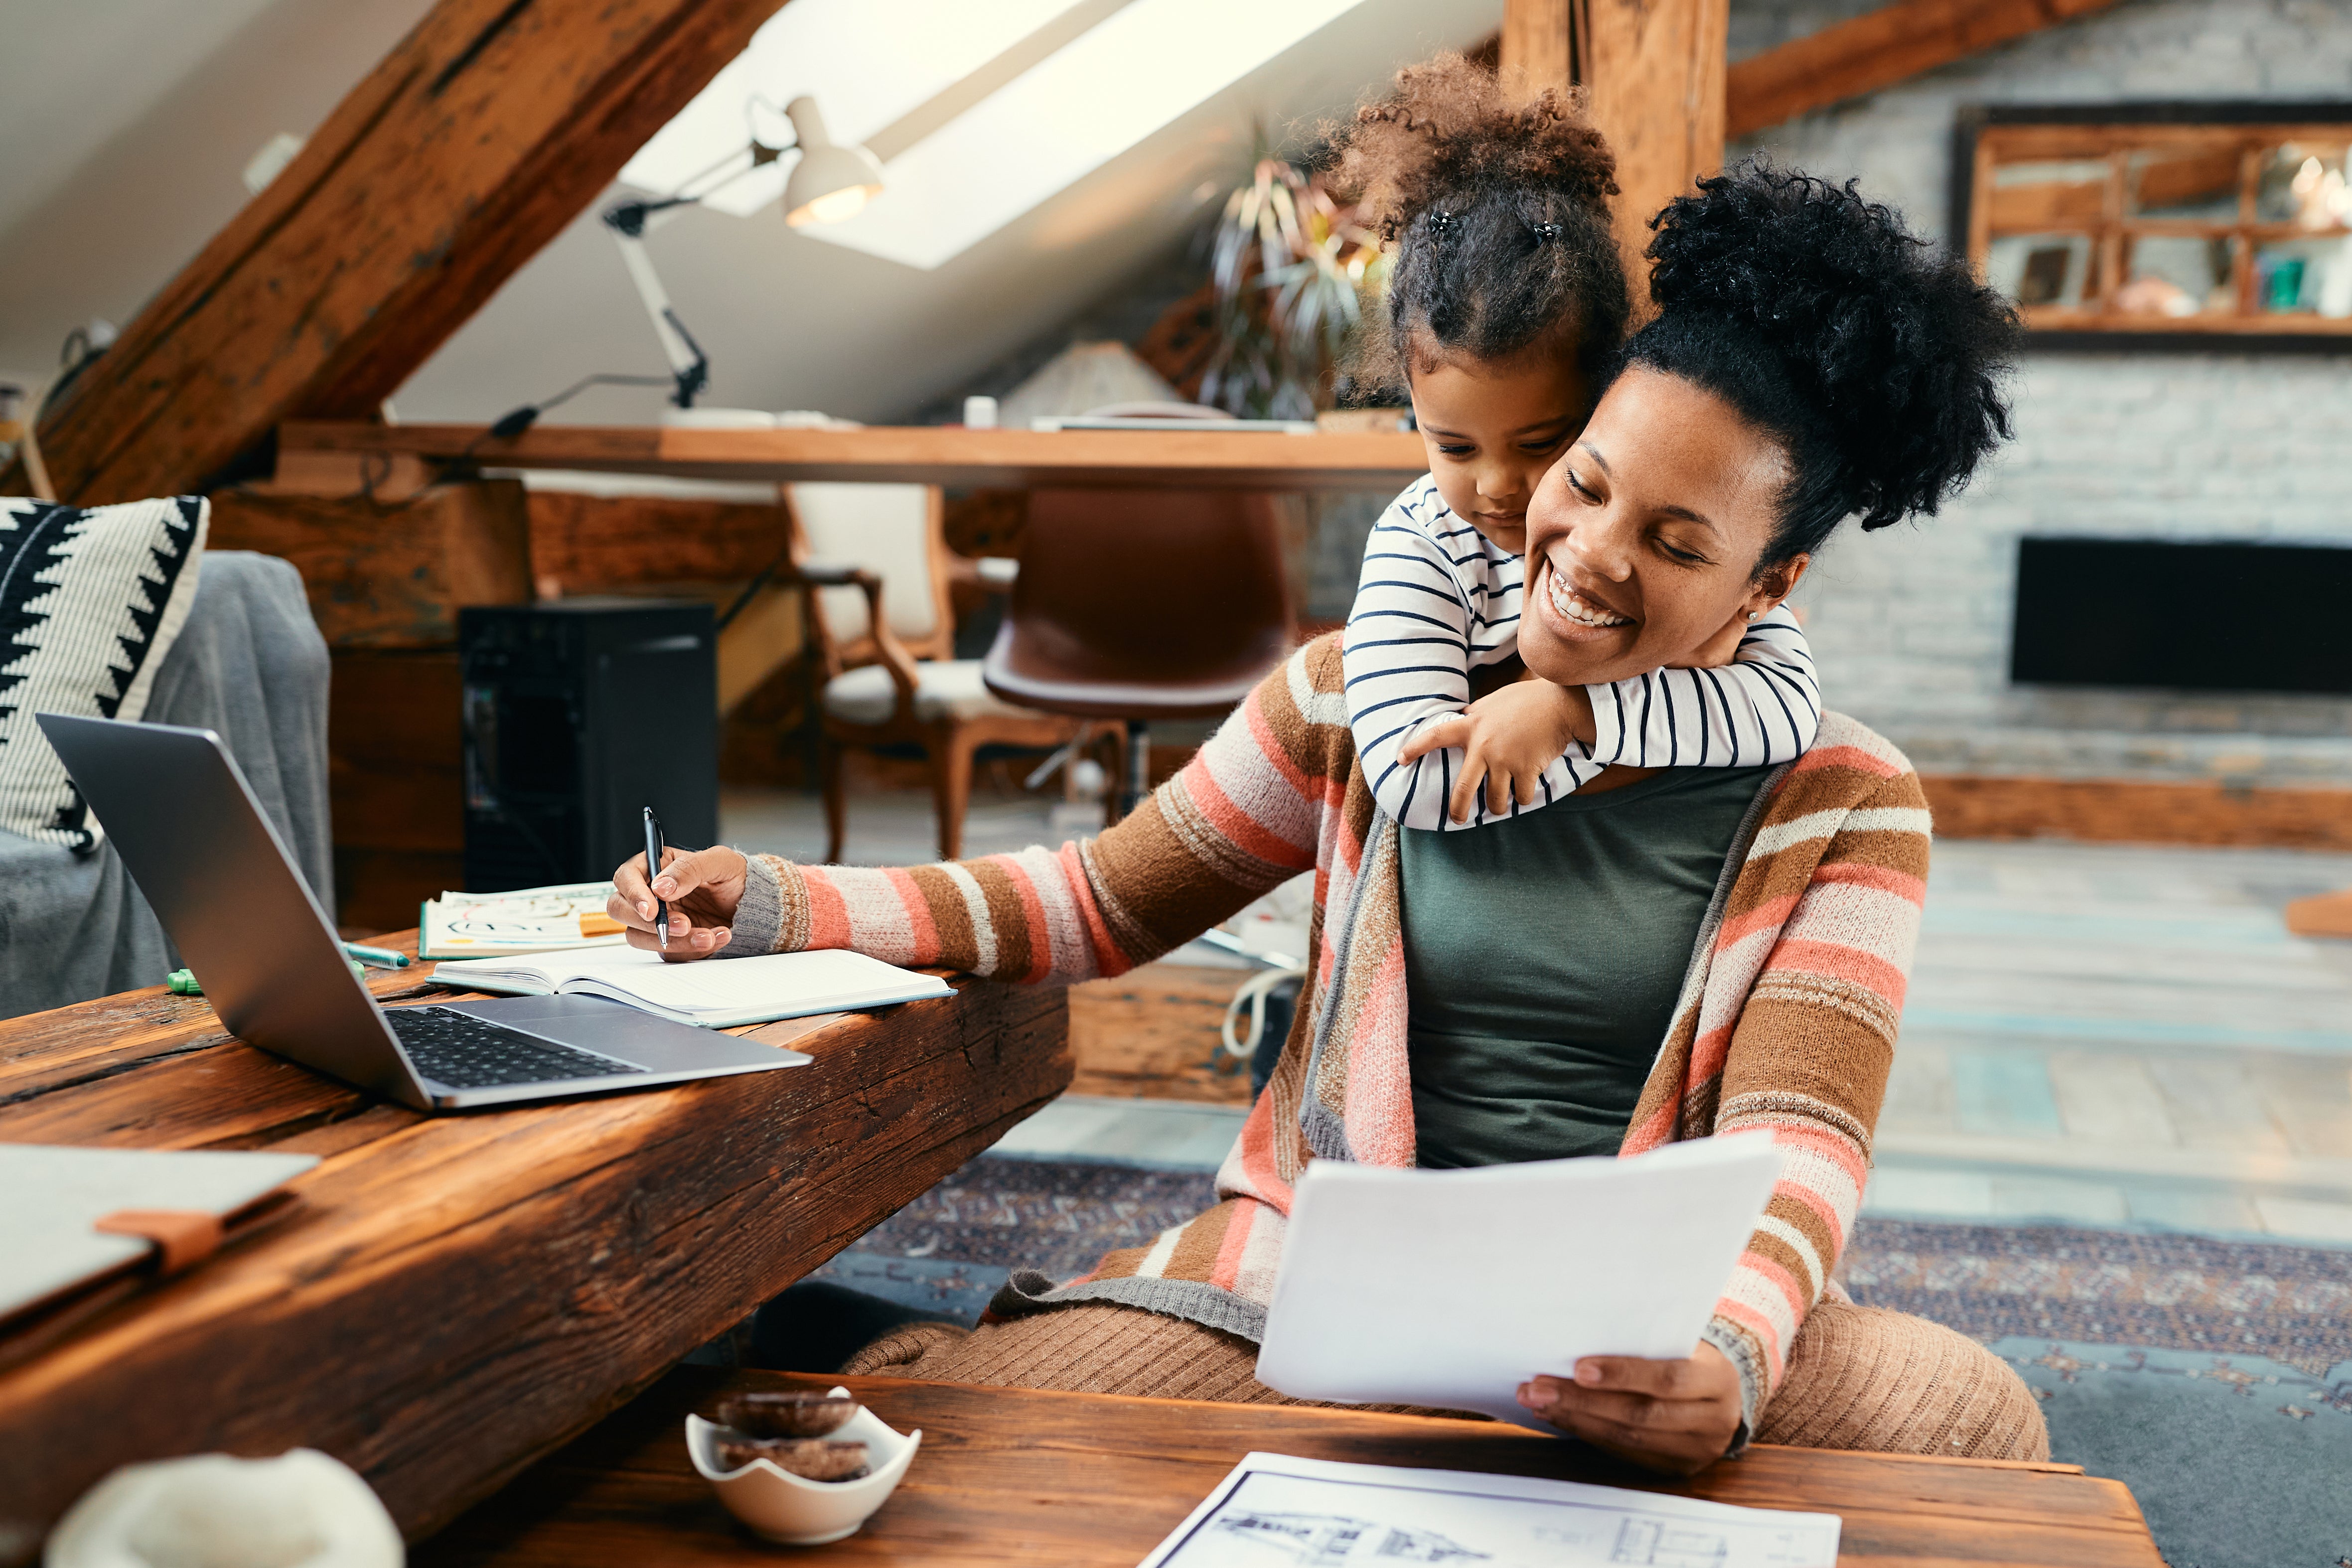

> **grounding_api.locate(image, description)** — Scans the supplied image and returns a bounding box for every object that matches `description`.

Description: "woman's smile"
[1534,553,1635,636]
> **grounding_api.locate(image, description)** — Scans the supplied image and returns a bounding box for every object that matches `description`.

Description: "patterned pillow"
[0,496,208,852]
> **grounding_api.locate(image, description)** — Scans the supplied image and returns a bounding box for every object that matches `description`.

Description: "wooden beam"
[1498,0,1577,100]
[207,481,535,648]
[17,0,786,506]
[1585,0,1728,288]
[1921,775,2352,853]
[1726,0,2125,140]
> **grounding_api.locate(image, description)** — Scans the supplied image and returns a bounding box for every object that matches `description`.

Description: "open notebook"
[425,946,953,1028]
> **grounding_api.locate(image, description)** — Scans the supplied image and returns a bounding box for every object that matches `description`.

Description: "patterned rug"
[812,1155,2352,1568]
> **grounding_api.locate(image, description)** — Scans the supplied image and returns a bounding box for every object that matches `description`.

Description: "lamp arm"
[602,203,710,409]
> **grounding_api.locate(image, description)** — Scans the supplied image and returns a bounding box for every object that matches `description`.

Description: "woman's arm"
[1699,755,1925,1433]
[611,644,1341,980]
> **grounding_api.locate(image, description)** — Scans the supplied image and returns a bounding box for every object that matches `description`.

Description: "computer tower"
[458,599,718,894]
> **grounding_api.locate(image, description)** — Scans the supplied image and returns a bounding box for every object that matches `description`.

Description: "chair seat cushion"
[823,660,1036,727]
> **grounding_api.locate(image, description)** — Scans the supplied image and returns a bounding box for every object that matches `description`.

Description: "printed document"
[1139,1453,1839,1568]
[1255,1137,1781,1427]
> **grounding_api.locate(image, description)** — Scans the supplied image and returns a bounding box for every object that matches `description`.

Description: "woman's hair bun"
[1634,158,2019,542]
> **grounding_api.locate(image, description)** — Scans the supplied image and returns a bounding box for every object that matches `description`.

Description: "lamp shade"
[781,95,883,228]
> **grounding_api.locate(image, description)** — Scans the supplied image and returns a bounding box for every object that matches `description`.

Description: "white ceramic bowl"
[685,1388,922,1546]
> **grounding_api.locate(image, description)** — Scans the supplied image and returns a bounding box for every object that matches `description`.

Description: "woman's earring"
[1746,610,1761,623]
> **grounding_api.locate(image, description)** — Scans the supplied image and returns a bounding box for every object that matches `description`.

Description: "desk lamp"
[597,95,884,424]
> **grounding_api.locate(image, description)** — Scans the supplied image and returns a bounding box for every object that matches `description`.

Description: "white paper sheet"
[1255,1137,1782,1426]
[1139,1453,1839,1568]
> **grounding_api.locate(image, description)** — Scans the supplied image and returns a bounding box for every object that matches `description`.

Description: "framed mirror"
[1954,104,2352,344]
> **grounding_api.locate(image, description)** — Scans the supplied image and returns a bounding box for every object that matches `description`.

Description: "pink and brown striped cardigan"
[722,633,1926,1433]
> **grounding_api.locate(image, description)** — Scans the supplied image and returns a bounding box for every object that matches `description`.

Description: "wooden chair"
[791,482,1079,862]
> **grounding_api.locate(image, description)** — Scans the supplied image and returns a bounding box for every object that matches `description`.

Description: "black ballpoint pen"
[643,806,667,951]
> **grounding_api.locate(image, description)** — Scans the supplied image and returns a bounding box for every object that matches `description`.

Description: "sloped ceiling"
[0,0,1497,427]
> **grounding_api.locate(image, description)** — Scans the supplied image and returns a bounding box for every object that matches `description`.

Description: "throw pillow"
[0,495,208,852]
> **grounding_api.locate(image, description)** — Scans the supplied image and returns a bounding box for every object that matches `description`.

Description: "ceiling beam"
[1502,0,1729,301]
[1499,0,1577,98]
[17,0,787,506]
[1726,0,2126,141]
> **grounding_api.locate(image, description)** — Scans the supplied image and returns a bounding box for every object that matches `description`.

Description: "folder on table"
[0,1143,318,1331]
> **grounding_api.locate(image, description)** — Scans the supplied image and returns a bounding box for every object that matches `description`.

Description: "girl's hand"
[1396,681,1594,823]
[607,846,748,961]
[1516,1341,1744,1475]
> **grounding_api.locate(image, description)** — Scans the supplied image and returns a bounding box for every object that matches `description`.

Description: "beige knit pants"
[844,1298,2049,1461]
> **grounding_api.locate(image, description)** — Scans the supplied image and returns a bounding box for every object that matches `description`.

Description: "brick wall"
[1735,0,2352,786]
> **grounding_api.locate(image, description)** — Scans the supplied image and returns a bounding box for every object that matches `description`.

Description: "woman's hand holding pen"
[609,846,747,961]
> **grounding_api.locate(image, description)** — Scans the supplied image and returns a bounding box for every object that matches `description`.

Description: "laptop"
[37,713,809,1111]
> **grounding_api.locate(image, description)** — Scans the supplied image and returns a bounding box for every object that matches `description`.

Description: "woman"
[610,163,2037,1475]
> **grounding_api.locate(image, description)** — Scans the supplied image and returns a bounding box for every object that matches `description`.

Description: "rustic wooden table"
[0,942,1069,1566]
[418,1369,2169,1567]
[278,422,1431,493]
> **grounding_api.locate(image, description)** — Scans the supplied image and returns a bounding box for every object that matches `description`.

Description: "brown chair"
[982,487,1297,814]
[792,482,1080,862]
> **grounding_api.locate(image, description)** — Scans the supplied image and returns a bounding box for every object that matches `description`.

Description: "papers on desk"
[1255,1136,1782,1427]
[0,1143,318,1326]
[419,881,627,959]
[1139,1453,1839,1568]
[426,945,953,1028]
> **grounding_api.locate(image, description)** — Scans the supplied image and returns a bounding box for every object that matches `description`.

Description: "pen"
[643,806,667,951]
[342,942,411,969]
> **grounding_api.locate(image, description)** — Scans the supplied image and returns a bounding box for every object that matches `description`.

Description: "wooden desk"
[419,1369,2168,1567]
[0,949,1069,1566]
[277,422,1430,493]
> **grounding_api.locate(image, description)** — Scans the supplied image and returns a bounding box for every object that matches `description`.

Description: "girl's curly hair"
[1325,53,1627,393]
[1624,158,2022,569]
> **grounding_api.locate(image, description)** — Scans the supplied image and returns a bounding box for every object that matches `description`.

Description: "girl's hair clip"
[1428,211,1457,233]
[1531,221,1564,241]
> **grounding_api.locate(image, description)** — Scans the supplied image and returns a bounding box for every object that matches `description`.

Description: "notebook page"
[545,948,949,1015]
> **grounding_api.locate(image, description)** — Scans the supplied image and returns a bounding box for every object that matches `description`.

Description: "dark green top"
[1398,766,1769,1169]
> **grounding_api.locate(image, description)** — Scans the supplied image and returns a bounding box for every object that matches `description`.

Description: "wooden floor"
[722,788,2352,1243]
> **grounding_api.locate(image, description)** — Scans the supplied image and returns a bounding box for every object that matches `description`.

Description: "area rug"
[812,1155,2352,1568]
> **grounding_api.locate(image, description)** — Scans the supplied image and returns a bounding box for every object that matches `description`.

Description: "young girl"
[1330,58,1821,829]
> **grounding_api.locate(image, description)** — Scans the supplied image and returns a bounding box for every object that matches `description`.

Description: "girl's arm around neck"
[1585,604,1821,771]
[1341,493,1500,831]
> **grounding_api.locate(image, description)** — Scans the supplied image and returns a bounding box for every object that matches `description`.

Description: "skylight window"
[620,0,1090,219]
[621,0,1372,269]
[810,0,1368,271]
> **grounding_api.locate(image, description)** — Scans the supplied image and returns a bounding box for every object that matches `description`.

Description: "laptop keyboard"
[386,1006,648,1089]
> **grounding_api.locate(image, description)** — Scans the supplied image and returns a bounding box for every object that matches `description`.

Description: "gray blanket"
[0,552,331,1019]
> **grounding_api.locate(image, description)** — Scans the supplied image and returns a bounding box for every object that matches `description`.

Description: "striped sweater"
[725,633,1926,1433]
[1343,475,1823,830]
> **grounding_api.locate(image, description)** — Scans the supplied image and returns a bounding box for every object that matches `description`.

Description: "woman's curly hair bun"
[1633,158,2021,547]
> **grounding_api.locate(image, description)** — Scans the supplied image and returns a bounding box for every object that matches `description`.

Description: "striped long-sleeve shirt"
[1342,475,1823,830]
[717,633,1930,1440]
